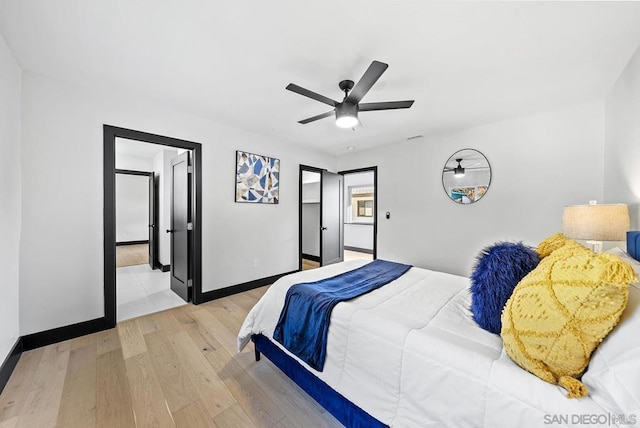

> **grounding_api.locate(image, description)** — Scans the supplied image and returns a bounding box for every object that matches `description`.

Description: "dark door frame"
[104,125,203,328]
[337,166,378,260]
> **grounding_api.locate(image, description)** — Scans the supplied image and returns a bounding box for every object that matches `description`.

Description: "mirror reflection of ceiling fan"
[443,159,486,176]
[286,60,414,128]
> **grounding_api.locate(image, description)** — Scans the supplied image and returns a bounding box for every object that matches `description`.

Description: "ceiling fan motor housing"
[339,79,355,95]
[336,101,358,117]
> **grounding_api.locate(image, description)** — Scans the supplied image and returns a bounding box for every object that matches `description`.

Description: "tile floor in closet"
[116,264,186,322]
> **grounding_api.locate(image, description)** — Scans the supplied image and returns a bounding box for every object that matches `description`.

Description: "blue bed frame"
[251,334,387,428]
[251,232,640,428]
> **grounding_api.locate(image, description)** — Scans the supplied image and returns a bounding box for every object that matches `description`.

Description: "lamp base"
[586,240,603,254]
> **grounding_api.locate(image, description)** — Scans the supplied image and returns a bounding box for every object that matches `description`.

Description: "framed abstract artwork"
[235,151,280,204]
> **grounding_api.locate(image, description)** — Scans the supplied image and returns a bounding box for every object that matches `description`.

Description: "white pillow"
[583,249,640,414]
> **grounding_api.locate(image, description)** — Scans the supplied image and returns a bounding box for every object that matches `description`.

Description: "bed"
[238,237,640,427]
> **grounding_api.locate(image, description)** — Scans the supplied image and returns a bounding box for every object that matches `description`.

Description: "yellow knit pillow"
[536,232,570,259]
[501,240,636,398]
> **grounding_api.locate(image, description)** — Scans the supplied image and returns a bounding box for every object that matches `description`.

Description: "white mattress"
[238,260,617,427]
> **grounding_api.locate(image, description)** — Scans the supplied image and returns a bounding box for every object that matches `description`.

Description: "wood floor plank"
[0,348,45,423]
[137,312,162,335]
[215,353,285,427]
[95,349,135,428]
[116,243,149,268]
[191,309,238,356]
[124,353,176,428]
[144,331,199,413]
[0,416,19,428]
[69,332,98,351]
[226,292,261,314]
[0,286,347,428]
[169,331,236,419]
[96,328,122,356]
[56,344,97,428]
[238,353,341,428]
[117,319,147,360]
[273,416,312,428]
[206,298,247,327]
[171,308,225,360]
[16,343,70,428]
[172,400,215,428]
[178,316,231,375]
[245,286,268,301]
[212,403,266,428]
[302,259,320,271]
[152,310,184,337]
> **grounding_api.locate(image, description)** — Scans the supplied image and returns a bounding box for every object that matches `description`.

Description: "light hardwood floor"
[302,250,372,272]
[0,287,342,428]
[301,259,320,271]
[116,244,149,268]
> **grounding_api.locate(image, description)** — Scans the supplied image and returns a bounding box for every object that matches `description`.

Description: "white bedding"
[237,260,629,427]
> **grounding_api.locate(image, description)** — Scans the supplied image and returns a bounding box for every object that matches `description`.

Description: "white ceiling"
[2,1,640,155]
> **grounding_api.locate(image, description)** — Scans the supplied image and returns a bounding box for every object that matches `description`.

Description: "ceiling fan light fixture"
[335,102,359,128]
[453,159,465,177]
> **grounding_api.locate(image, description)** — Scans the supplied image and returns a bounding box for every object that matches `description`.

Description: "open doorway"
[298,165,376,271]
[298,165,344,270]
[115,169,154,270]
[300,168,321,270]
[340,167,376,263]
[114,140,188,321]
[104,125,203,328]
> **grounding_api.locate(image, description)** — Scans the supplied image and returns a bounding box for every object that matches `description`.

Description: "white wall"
[338,101,605,277]
[302,180,321,257]
[0,32,21,362]
[115,152,153,171]
[302,203,320,257]
[115,174,148,242]
[604,43,640,230]
[344,224,374,251]
[19,72,335,335]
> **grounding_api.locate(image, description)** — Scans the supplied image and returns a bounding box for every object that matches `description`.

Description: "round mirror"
[442,149,491,204]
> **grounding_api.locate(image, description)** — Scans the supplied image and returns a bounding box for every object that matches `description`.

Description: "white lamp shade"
[562,203,629,241]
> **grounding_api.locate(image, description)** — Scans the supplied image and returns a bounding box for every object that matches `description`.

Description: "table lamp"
[562,201,629,253]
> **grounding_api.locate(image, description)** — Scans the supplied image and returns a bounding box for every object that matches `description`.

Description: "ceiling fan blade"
[444,166,488,172]
[286,83,337,107]
[359,100,414,111]
[298,110,335,124]
[462,162,481,168]
[345,60,388,104]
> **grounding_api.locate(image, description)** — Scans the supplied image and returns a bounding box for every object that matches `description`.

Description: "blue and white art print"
[235,151,280,204]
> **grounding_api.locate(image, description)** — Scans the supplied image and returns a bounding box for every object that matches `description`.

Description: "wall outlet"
[252,259,259,268]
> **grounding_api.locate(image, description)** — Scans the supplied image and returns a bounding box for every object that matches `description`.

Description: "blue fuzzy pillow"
[470,242,540,334]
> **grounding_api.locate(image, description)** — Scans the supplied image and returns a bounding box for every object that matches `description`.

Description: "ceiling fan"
[444,159,484,177]
[286,60,414,128]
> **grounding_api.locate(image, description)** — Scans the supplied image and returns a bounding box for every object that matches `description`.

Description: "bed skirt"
[251,334,387,428]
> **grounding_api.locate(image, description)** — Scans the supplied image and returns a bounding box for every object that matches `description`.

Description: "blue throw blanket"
[273,259,412,371]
